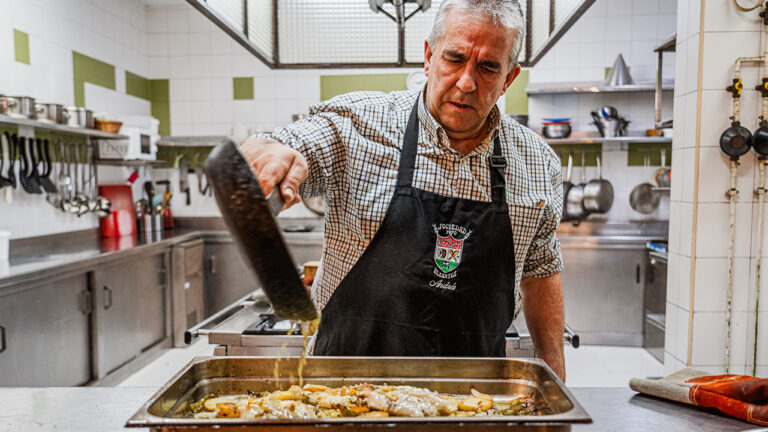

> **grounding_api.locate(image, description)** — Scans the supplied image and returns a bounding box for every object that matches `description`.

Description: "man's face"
[424,10,521,142]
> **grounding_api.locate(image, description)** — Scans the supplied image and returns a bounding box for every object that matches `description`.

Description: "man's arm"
[520,272,565,382]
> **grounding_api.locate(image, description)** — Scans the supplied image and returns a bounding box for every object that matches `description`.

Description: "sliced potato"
[204,397,234,411]
[346,405,370,415]
[458,397,493,412]
[193,411,218,419]
[470,388,493,401]
[216,402,240,417]
[303,384,331,392]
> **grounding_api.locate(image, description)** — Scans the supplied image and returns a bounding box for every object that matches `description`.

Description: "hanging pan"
[583,152,614,213]
[565,151,589,221]
[629,151,660,214]
[561,152,574,222]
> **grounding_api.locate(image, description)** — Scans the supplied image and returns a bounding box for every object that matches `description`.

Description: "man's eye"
[447,58,461,64]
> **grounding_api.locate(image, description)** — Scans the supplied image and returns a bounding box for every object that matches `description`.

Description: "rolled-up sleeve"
[522,150,563,278]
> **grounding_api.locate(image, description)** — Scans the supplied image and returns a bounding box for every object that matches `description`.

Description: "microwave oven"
[98,126,158,160]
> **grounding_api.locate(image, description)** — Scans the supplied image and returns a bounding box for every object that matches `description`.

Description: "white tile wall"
[0,0,151,239]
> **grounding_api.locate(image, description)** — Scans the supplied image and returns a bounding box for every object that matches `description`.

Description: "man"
[241,0,565,380]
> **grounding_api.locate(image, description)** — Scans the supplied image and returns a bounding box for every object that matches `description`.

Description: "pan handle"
[564,324,580,348]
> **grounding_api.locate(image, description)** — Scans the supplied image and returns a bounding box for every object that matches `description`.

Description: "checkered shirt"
[262,88,563,316]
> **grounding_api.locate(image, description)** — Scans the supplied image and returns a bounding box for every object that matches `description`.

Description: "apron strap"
[489,137,507,204]
[396,99,421,188]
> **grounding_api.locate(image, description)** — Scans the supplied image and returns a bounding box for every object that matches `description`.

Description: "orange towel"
[686,375,768,426]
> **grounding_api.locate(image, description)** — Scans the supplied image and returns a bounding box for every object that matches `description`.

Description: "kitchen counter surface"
[0,387,753,431]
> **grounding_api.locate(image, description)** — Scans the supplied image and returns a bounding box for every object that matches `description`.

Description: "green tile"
[13,29,30,65]
[627,142,672,167]
[550,144,603,168]
[126,71,151,101]
[320,74,408,101]
[72,51,116,107]
[149,79,171,135]
[505,69,529,115]
[233,77,254,100]
[151,79,170,102]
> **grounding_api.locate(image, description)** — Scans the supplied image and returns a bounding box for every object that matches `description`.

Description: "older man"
[241,0,565,380]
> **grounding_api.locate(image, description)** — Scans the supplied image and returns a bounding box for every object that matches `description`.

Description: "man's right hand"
[239,137,308,210]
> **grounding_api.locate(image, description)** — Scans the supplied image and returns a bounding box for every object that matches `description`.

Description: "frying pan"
[561,152,574,222]
[629,151,660,214]
[565,151,589,221]
[583,153,614,213]
[204,139,319,321]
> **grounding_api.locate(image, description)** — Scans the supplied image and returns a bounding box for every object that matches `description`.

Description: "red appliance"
[99,185,136,238]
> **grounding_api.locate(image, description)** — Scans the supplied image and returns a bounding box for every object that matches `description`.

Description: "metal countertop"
[0,387,754,432]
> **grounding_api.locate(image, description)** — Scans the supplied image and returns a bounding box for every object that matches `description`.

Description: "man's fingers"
[281,154,308,207]
[257,159,289,196]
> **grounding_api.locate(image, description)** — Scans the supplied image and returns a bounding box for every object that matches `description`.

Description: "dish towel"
[630,368,768,426]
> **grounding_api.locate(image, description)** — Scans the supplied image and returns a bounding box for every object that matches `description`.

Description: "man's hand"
[239,137,308,210]
[520,273,565,382]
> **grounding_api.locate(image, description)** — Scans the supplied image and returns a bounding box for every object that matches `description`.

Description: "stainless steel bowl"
[0,95,18,116]
[591,118,629,137]
[36,103,69,124]
[65,106,94,128]
[7,96,37,119]
[542,123,572,139]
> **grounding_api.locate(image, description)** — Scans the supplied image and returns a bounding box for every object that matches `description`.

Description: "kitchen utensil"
[266,187,286,216]
[194,153,206,194]
[0,96,18,115]
[629,152,660,214]
[598,106,619,118]
[653,148,671,188]
[720,122,753,159]
[58,140,72,212]
[6,133,16,189]
[36,139,57,193]
[561,152,574,222]
[18,137,42,194]
[35,103,68,124]
[605,54,635,86]
[591,117,630,137]
[65,107,94,128]
[542,123,572,139]
[99,185,135,237]
[179,156,190,205]
[204,138,319,321]
[0,133,12,188]
[543,117,571,123]
[156,180,174,229]
[583,153,614,213]
[126,357,591,429]
[565,152,589,220]
[144,181,155,215]
[68,143,84,215]
[8,96,38,119]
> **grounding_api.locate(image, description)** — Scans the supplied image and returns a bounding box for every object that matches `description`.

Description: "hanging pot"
[583,153,614,213]
[629,151,660,214]
[720,122,752,159]
[561,152,574,222]
[565,152,589,221]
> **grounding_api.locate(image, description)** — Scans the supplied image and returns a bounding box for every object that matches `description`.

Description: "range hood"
[185,0,595,69]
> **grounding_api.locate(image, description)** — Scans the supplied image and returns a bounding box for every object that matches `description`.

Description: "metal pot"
[36,103,69,124]
[561,152,574,222]
[0,96,18,116]
[65,107,94,129]
[591,116,630,137]
[565,152,589,220]
[629,152,660,214]
[583,153,614,213]
[7,96,38,119]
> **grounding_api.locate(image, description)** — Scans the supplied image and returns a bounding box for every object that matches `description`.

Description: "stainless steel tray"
[126,356,591,431]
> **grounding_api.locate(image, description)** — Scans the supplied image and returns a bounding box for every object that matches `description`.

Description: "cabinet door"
[94,253,167,375]
[0,274,91,386]
[204,241,259,317]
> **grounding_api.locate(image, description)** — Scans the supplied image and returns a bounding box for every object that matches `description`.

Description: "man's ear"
[502,63,522,94]
[424,40,432,77]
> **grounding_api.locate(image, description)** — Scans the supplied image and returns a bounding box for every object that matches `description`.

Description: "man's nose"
[456,65,477,93]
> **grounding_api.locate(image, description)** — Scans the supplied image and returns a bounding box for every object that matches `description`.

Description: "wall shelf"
[526,81,674,95]
[0,114,128,140]
[156,136,232,148]
[96,159,166,167]
[546,136,672,145]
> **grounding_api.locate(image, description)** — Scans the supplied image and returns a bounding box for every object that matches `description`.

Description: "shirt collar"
[417,86,501,158]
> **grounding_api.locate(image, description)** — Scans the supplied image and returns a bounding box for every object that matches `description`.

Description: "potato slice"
[216,402,240,417]
[346,406,370,415]
[458,397,493,412]
[193,411,218,419]
[203,397,233,411]
[303,384,331,393]
[359,411,389,418]
[470,388,493,401]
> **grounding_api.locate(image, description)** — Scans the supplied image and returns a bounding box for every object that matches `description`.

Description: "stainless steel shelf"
[0,114,129,140]
[526,81,674,95]
[157,136,233,148]
[546,136,673,145]
[96,159,167,167]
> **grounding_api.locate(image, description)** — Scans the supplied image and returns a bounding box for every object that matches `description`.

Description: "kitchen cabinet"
[92,252,168,377]
[0,274,91,386]
[171,239,205,347]
[204,239,260,317]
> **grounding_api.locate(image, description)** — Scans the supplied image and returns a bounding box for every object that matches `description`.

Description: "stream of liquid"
[273,317,321,388]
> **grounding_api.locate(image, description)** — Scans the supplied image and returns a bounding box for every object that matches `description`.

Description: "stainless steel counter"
[0,387,753,431]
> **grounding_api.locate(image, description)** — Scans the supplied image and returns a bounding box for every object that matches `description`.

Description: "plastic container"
[0,231,9,262]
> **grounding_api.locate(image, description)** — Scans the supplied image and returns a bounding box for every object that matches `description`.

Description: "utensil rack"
[0,114,128,140]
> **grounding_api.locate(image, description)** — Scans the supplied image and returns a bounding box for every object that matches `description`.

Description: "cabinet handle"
[158,268,167,286]
[81,290,92,315]
[0,325,6,354]
[209,255,217,274]
[104,286,113,309]
[636,264,641,284]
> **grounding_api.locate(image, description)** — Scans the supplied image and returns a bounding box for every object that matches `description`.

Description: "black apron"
[313,99,516,357]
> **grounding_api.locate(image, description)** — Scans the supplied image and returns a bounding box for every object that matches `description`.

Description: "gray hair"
[427,0,526,65]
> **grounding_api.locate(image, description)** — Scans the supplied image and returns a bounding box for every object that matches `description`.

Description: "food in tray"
[188,383,541,419]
